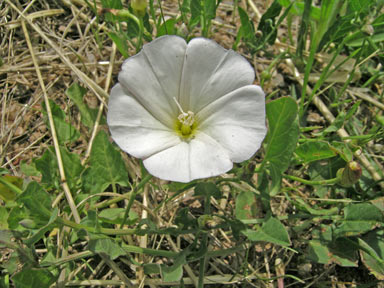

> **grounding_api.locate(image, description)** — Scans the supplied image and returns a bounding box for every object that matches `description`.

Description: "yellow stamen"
[173,97,196,138]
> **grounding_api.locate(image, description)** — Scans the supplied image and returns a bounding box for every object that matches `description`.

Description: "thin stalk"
[120,173,152,228]
[198,194,211,288]
[0,176,23,195]
[58,217,198,236]
[201,0,208,37]
[42,245,247,268]
[283,174,339,185]
[93,173,152,209]
[136,17,145,52]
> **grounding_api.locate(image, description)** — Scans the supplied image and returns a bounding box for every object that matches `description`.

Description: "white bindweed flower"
[107,35,267,183]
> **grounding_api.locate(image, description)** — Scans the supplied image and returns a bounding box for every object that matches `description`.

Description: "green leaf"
[181,0,191,13]
[34,148,59,189]
[264,97,299,193]
[194,182,221,199]
[16,182,51,223]
[307,239,358,266]
[143,263,161,274]
[12,268,56,288]
[204,0,217,21]
[349,0,372,12]
[335,203,383,237]
[160,250,187,282]
[98,208,138,225]
[7,206,28,231]
[45,99,65,120]
[101,0,123,9]
[295,141,337,163]
[66,83,99,129]
[24,208,58,246]
[190,0,201,26]
[0,230,18,248]
[360,230,384,280]
[88,237,126,260]
[235,191,259,220]
[175,207,197,230]
[143,250,187,282]
[35,147,83,190]
[323,111,346,133]
[161,263,183,283]
[42,100,79,144]
[157,18,176,36]
[108,32,130,59]
[60,147,83,190]
[243,217,291,246]
[82,131,129,194]
[0,175,23,202]
[0,207,8,229]
[256,0,282,45]
[238,7,255,42]
[371,197,384,212]
[20,161,40,177]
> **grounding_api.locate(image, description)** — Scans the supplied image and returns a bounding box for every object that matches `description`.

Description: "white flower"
[107,35,266,183]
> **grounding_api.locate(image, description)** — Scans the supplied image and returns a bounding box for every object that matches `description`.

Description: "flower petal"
[118,35,187,128]
[143,133,232,182]
[108,84,181,159]
[179,38,255,113]
[197,85,266,162]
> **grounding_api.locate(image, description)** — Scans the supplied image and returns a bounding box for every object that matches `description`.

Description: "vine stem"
[119,173,152,229]
[198,193,211,288]
[283,174,339,185]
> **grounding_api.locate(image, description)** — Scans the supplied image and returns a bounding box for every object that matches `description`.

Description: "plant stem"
[58,217,198,236]
[137,17,144,51]
[120,173,152,228]
[198,193,211,288]
[283,174,339,185]
[93,173,152,209]
[0,176,23,195]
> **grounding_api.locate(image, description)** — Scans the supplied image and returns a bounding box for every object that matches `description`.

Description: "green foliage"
[307,239,358,266]
[82,130,129,194]
[243,217,291,247]
[295,141,337,163]
[236,0,291,52]
[42,100,80,145]
[143,251,187,282]
[360,230,384,280]
[66,83,101,129]
[12,268,57,288]
[335,203,383,237]
[108,31,131,58]
[235,191,259,220]
[263,97,300,194]
[99,208,138,225]
[88,236,126,260]
[157,18,177,36]
[17,182,52,223]
[0,175,23,202]
[0,207,8,229]
[189,0,219,36]
[237,7,255,42]
[35,147,83,191]
[194,182,221,199]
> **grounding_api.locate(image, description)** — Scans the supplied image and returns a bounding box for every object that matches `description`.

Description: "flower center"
[173,97,196,138]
